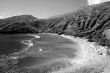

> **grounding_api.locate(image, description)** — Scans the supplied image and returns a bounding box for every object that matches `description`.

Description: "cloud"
[0,15,5,19]
[87,0,110,5]
[87,0,101,5]
[0,11,11,19]
[0,11,23,19]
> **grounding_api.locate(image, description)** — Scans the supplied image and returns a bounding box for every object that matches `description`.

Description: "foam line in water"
[12,39,34,56]
[31,34,40,38]
[21,40,33,47]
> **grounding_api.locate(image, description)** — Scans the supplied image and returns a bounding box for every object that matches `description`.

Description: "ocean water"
[0,34,34,55]
[0,33,78,69]
[1,33,109,73]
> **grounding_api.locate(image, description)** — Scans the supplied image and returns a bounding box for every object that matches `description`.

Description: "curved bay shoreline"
[0,33,110,73]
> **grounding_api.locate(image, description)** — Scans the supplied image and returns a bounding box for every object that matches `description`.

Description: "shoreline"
[59,34,110,73]
[7,33,110,73]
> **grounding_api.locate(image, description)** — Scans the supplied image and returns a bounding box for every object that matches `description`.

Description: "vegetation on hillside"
[0,2,110,47]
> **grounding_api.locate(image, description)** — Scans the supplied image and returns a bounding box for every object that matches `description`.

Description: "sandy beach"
[51,34,110,73]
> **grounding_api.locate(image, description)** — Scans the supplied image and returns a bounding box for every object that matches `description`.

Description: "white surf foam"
[31,34,40,38]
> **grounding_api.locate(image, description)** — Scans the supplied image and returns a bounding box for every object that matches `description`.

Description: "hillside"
[0,1,110,48]
[0,15,38,33]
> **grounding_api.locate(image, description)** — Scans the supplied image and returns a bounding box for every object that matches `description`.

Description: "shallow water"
[0,33,78,69]
[0,34,34,55]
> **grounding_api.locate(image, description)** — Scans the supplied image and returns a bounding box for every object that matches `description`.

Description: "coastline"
[58,34,110,73]
[7,33,110,73]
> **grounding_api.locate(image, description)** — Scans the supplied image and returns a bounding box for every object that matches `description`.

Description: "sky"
[0,0,87,18]
[88,0,110,5]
